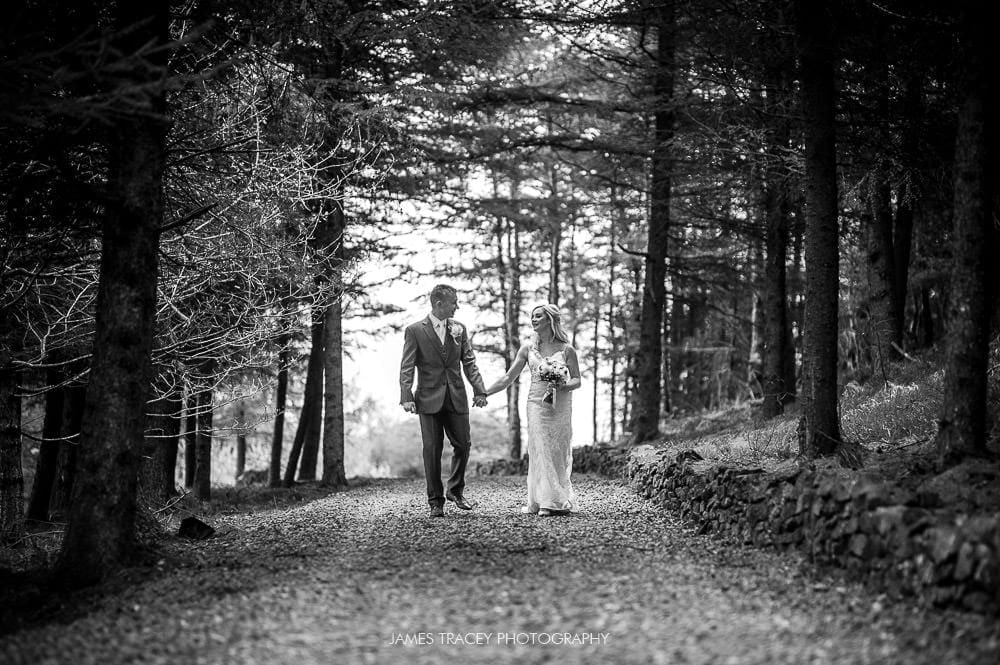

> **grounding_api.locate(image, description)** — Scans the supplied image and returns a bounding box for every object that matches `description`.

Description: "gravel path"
[2,475,998,665]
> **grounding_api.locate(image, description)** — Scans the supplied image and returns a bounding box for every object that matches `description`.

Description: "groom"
[400,284,487,517]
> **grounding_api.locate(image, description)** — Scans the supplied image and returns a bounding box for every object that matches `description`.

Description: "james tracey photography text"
[388,632,611,647]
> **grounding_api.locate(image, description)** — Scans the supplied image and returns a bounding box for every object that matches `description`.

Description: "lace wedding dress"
[524,345,577,513]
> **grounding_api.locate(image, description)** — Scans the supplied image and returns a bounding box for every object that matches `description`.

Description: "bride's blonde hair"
[532,303,570,345]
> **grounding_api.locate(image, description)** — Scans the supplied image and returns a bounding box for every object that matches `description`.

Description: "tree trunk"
[296,314,324,481]
[892,76,921,346]
[494,208,523,460]
[750,290,764,401]
[608,305,619,443]
[607,191,619,443]
[0,354,23,542]
[235,400,247,479]
[661,296,673,415]
[27,369,64,521]
[548,223,561,305]
[936,3,996,465]
[622,257,642,434]
[913,283,937,348]
[283,403,307,486]
[234,434,246,479]
[669,303,686,404]
[547,161,562,305]
[761,200,793,419]
[760,72,794,419]
[49,380,84,522]
[567,216,581,343]
[796,0,841,458]
[505,217,523,459]
[864,179,898,379]
[592,311,599,445]
[892,208,914,346]
[194,383,213,501]
[285,312,324,485]
[732,286,751,404]
[183,391,196,488]
[139,390,181,505]
[786,203,804,399]
[320,204,347,488]
[630,0,674,444]
[55,2,168,586]
[505,359,523,459]
[160,390,180,499]
[268,339,289,487]
[864,37,901,379]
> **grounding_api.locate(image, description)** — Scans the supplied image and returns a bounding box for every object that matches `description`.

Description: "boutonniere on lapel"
[447,321,463,345]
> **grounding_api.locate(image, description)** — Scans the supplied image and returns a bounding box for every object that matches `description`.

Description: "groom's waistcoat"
[399,316,485,414]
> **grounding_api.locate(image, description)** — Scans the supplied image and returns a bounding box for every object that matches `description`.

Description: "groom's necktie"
[435,320,446,344]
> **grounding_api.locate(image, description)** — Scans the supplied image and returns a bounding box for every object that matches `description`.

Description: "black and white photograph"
[1,0,999,663]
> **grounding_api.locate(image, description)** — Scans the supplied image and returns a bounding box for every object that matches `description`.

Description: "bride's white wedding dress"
[524,345,577,513]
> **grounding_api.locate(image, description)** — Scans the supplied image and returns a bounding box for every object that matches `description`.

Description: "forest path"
[2,475,998,665]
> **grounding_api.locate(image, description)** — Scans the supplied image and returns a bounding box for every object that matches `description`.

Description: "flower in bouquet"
[537,356,570,404]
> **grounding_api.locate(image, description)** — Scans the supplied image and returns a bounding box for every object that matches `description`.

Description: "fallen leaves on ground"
[1,475,998,665]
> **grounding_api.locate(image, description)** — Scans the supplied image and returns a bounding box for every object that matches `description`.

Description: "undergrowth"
[839,361,942,448]
[658,352,980,469]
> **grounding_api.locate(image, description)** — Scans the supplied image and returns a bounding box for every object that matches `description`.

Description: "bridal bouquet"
[538,357,570,405]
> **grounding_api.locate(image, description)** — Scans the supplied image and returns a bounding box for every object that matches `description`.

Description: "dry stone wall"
[628,449,1000,614]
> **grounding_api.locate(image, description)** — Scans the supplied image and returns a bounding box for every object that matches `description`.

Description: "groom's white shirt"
[428,312,447,344]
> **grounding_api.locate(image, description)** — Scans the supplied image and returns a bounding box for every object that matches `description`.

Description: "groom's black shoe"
[429,504,445,518]
[446,493,475,510]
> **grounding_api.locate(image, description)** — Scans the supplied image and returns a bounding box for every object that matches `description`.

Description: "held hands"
[404,397,486,411]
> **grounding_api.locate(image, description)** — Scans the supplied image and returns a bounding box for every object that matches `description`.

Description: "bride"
[484,304,581,515]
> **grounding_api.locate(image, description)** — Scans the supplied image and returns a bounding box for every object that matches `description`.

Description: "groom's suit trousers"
[419,389,471,507]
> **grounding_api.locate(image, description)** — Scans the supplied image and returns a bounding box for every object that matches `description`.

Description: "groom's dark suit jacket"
[400,317,486,414]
